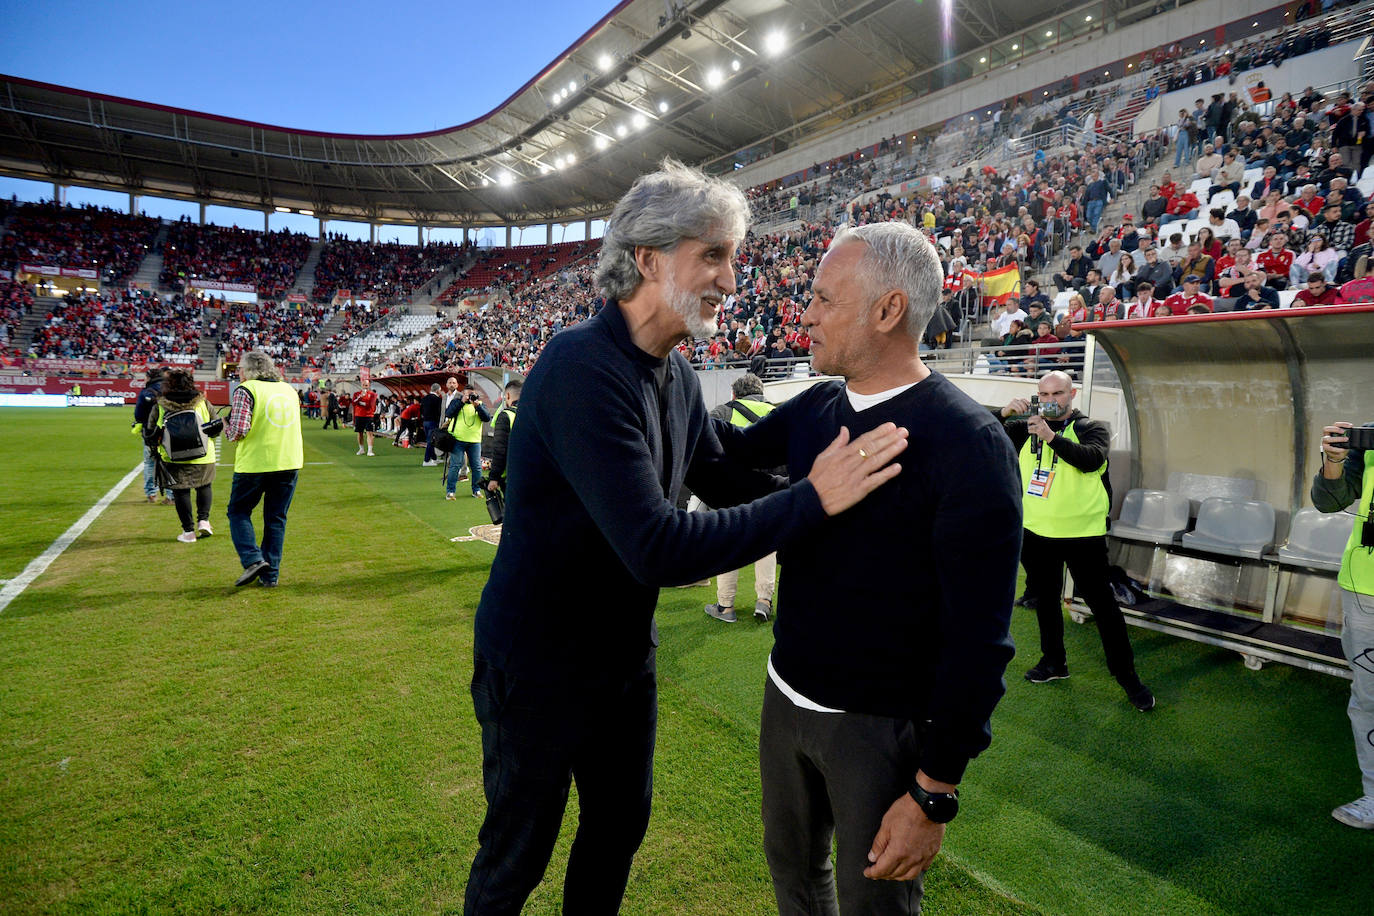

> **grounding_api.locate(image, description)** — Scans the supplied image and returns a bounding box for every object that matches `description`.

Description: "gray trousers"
[760,678,924,915]
[1341,589,1374,796]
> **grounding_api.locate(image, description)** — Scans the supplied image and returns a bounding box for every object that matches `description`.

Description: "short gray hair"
[731,373,765,398]
[594,159,750,301]
[830,222,942,340]
[240,350,279,382]
[430,383,442,393]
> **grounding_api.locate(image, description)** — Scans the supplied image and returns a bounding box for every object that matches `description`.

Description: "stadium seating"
[1180,497,1277,561]
[1273,507,1355,573]
[160,221,311,299]
[1110,489,1193,545]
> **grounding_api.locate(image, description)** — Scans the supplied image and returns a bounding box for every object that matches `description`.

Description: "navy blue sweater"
[475,301,826,681]
[718,374,1022,784]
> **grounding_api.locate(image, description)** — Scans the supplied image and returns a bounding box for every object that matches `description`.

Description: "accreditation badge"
[1027,467,1055,499]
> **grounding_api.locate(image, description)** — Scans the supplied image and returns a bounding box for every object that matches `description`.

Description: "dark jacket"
[420,392,442,423]
[486,403,516,486]
[475,300,823,682]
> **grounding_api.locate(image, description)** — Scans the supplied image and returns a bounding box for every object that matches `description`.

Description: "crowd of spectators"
[0,278,34,350]
[0,202,158,284]
[311,238,461,303]
[29,289,201,364]
[160,219,311,299]
[214,302,332,367]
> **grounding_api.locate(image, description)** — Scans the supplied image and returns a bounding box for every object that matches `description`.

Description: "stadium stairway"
[14,296,59,354]
[129,221,169,291]
[197,306,222,371]
[303,309,349,361]
[288,240,323,299]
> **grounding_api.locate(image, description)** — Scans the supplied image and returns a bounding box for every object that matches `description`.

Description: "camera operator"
[485,379,521,494]
[1314,419,1374,829]
[998,371,1155,710]
[443,385,490,499]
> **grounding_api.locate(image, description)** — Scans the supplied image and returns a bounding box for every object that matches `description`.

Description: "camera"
[466,391,481,404]
[1342,426,1374,451]
[1021,395,1041,419]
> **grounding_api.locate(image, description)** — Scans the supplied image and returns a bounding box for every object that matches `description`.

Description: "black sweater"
[718,374,1022,784]
[475,300,825,681]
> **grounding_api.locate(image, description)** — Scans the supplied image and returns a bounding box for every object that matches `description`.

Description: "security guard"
[224,350,304,588]
[485,379,522,494]
[1315,419,1374,829]
[998,370,1155,711]
[703,373,779,623]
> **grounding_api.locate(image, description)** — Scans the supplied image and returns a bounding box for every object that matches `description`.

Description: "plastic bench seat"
[1274,508,1355,573]
[1180,497,1276,560]
[1110,489,1191,544]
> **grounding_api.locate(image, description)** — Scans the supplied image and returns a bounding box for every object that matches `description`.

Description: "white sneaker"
[356,447,365,455]
[176,531,197,543]
[367,449,375,456]
[197,520,213,538]
[1332,795,1374,829]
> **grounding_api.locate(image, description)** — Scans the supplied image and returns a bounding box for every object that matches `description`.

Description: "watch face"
[923,793,959,823]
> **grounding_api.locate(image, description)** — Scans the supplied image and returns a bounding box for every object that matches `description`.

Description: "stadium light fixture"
[595,135,610,150]
[1011,43,1019,50]
[616,123,628,137]
[555,157,565,169]
[1085,15,1092,22]
[707,68,724,88]
[979,57,987,63]
[540,163,552,174]
[1045,30,1053,38]
[299,209,313,217]
[567,154,576,165]
[765,31,785,55]
[567,80,577,93]
[498,172,514,187]
[274,206,290,213]
[731,59,741,72]
[658,100,669,113]
[597,54,613,71]
[632,113,647,129]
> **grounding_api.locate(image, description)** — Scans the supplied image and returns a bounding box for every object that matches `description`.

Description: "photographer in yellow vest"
[1314,419,1374,829]
[224,350,303,588]
[998,370,1154,711]
[443,382,491,500]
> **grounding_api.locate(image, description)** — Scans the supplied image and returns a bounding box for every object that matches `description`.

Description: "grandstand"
[1,0,1373,913]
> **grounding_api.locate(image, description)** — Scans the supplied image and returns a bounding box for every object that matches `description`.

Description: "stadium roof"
[0,0,1085,228]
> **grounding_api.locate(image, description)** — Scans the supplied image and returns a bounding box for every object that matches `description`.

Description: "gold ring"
[858,448,869,459]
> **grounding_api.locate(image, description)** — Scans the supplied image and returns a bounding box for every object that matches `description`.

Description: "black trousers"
[464,650,656,915]
[760,678,924,916]
[1022,530,1141,687]
[173,484,212,532]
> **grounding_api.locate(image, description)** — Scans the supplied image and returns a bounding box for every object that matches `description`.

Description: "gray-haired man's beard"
[665,273,719,340]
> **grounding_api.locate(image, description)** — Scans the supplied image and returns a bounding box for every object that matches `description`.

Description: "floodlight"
[498,172,514,187]
[764,31,785,55]
[658,100,669,113]
[275,206,290,213]
[979,57,987,63]
[707,68,723,87]
[1011,43,1019,50]
[597,54,613,71]
[1085,15,1092,21]
[632,113,647,129]
[731,59,741,72]
[567,80,577,93]
[299,209,313,216]
[616,123,628,137]
[566,154,576,165]
[595,136,610,150]
[555,157,565,169]
[1045,30,1053,38]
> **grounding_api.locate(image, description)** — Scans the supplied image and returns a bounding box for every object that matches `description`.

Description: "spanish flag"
[961,263,1022,306]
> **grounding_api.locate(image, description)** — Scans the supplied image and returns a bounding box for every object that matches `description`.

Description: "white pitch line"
[0,464,143,616]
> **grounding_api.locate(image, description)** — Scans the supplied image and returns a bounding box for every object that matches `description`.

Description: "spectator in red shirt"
[1162,275,1213,314]
[352,381,379,456]
[1124,281,1158,319]
[1256,233,1295,290]
[1293,185,1326,218]
[1294,272,1346,307]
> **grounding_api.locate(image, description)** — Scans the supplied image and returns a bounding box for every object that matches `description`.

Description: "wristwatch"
[908,779,959,823]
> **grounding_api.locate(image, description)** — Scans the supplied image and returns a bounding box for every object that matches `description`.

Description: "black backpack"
[161,407,209,461]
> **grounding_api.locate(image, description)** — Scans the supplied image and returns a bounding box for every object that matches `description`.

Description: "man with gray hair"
[224,350,303,588]
[716,221,1022,914]
[464,161,909,914]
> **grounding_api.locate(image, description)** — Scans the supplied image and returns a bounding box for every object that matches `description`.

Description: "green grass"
[0,407,1367,914]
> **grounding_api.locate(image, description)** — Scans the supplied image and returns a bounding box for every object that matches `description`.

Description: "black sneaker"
[234,560,270,587]
[1126,684,1156,712]
[1024,661,1070,683]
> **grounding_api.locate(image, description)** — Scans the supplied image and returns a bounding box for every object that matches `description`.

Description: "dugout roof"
[0,0,1084,227]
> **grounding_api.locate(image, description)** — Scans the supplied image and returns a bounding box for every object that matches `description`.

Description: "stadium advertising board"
[0,375,231,404]
[191,279,257,293]
[20,263,100,280]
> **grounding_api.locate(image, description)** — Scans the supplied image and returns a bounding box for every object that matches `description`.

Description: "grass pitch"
[0,407,1367,914]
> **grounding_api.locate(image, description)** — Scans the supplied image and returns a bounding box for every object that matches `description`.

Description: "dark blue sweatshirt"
[474,300,825,681]
[718,375,1022,784]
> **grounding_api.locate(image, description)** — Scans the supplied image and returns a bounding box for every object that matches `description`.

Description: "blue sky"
[0,0,616,241]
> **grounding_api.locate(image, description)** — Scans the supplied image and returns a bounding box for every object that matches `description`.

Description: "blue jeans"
[1085,199,1105,233]
[1173,138,1192,168]
[422,421,439,462]
[446,440,483,495]
[227,470,298,583]
[142,445,170,499]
